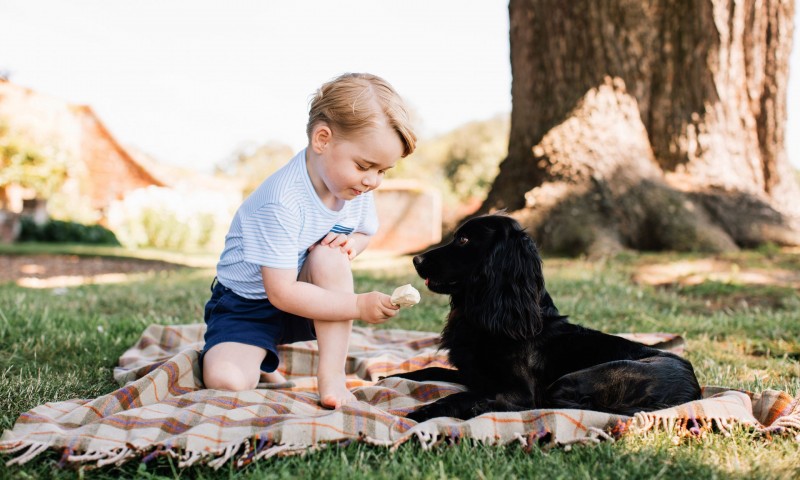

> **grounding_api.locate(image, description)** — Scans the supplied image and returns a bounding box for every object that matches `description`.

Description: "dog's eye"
[456,236,469,246]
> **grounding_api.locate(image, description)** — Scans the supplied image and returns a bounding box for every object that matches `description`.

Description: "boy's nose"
[362,173,378,187]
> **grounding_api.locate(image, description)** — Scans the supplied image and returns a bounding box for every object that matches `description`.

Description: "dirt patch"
[0,254,186,288]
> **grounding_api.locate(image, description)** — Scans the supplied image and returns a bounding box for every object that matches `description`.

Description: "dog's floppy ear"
[464,225,543,340]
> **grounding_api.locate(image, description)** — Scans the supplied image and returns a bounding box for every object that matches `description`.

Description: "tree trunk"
[481,0,799,255]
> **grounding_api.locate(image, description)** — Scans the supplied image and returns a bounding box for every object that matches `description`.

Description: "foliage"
[0,123,69,198]
[214,117,511,221]
[45,187,104,225]
[391,114,510,205]
[0,248,799,477]
[17,216,120,245]
[107,186,234,251]
[215,141,295,197]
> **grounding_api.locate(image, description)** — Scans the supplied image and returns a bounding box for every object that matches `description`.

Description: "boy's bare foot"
[318,374,357,409]
[260,370,287,384]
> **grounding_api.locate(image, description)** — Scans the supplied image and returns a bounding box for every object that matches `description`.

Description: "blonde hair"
[307,73,417,157]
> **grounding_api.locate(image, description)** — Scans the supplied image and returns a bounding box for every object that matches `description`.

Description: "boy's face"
[313,122,404,202]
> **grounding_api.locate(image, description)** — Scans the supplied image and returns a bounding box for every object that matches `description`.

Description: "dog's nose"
[413,255,424,267]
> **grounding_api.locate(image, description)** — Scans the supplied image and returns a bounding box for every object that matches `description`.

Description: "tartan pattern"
[2,324,798,469]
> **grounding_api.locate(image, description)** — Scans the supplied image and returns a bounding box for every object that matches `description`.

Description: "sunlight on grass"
[634,258,800,288]
[16,271,149,288]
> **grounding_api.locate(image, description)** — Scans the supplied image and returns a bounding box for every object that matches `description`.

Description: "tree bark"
[481,0,799,255]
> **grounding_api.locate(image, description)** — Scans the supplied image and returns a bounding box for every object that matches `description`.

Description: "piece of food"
[391,284,421,308]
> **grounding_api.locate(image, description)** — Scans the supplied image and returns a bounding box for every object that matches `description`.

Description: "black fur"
[392,214,702,422]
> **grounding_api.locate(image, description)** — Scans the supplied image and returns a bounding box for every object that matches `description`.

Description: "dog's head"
[413,214,544,339]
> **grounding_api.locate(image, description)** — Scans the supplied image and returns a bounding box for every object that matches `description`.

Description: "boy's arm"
[261,266,396,323]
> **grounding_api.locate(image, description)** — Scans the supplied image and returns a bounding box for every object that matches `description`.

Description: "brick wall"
[371,180,442,253]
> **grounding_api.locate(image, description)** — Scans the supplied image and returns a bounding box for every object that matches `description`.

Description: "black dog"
[392,214,701,422]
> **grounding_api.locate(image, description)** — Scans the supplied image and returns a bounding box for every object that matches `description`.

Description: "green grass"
[1,247,799,479]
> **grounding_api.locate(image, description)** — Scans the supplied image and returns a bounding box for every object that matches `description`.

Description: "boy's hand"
[310,232,355,260]
[356,292,400,324]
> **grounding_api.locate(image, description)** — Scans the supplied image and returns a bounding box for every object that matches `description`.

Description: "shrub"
[17,217,120,245]
[107,186,235,251]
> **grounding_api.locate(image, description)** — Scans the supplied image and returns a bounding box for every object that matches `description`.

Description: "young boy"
[201,73,417,409]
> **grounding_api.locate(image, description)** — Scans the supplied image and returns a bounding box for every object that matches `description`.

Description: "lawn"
[0,246,799,479]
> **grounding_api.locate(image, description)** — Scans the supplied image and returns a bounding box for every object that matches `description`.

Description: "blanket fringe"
[630,413,759,441]
[252,443,301,462]
[177,449,203,468]
[1,441,38,456]
[396,422,616,454]
[206,443,240,470]
[638,409,800,441]
[68,449,111,462]
[4,405,800,469]
[414,427,441,451]
[96,447,134,467]
[4,442,49,466]
[758,410,800,437]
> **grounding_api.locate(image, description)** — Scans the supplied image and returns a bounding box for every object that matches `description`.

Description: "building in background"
[0,80,242,247]
[0,79,440,252]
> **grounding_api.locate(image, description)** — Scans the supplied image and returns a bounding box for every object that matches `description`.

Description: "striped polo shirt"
[215,149,379,299]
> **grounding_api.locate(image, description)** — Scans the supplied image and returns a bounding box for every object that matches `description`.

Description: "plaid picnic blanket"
[2,324,799,469]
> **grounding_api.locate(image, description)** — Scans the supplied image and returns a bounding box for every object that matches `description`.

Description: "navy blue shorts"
[201,278,316,373]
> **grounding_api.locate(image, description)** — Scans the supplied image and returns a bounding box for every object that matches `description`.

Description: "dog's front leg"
[408,390,532,421]
[406,391,489,422]
[384,367,464,384]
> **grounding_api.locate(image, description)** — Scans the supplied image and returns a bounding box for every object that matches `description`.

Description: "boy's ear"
[311,123,332,153]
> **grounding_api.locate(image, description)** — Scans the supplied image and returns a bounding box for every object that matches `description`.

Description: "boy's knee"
[305,245,351,275]
[203,365,258,391]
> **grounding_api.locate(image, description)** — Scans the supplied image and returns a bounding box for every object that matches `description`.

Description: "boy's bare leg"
[313,318,355,408]
[203,342,267,391]
[299,245,357,408]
